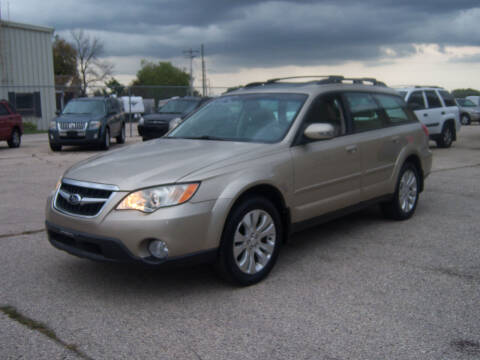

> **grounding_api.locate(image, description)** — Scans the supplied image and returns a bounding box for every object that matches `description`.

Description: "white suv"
[397,87,460,148]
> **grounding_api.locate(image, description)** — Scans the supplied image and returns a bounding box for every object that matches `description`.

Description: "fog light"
[148,239,169,259]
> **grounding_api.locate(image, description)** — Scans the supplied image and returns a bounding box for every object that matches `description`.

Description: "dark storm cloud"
[17,0,480,70]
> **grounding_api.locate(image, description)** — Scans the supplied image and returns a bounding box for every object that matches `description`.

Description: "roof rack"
[244,75,386,88]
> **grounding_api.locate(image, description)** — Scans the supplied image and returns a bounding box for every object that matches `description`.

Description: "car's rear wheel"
[116,123,126,144]
[461,114,471,125]
[7,128,21,148]
[101,127,110,150]
[436,123,453,148]
[381,162,420,220]
[49,142,62,152]
[216,196,282,286]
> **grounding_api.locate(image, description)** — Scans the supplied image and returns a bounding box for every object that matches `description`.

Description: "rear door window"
[374,94,415,125]
[439,91,456,107]
[407,91,426,110]
[344,93,384,132]
[425,91,442,108]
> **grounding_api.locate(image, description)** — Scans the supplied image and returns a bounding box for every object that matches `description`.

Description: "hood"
[144,113,180,122]
[64,138,270,190]
[56,113,104,122]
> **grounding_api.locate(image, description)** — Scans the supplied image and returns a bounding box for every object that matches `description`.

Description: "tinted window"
[374,94,413,125]
[0,103,9,116]
[407,91,426,110]
[439,91,456,107]
[345,93,384,132]
[458,99,475,107]
[425,91,442,108]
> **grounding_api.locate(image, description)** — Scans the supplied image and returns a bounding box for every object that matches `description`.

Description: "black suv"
[138,96,210,141]
[49,97,126,151]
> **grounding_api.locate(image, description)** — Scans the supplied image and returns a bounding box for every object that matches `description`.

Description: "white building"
[0,20,56,130]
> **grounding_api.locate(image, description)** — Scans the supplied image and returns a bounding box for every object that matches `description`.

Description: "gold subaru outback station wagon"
[46,76,432,285]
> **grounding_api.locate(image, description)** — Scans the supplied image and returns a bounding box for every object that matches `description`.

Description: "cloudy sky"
[6,0,480,92]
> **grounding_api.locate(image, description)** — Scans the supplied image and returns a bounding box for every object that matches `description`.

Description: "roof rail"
[244,75,386,88]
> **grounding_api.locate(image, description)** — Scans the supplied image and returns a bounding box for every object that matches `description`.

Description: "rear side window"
[344,93,384,132]
[425,91,442,108]
[439,91,456,107]
[374,94,414,125]
[407,91,426,110]
[0,103,9,115]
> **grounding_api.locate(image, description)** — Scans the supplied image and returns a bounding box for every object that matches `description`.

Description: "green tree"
[53,35,79,86]
[105,78,125,96]
[132,60,190,101]
[451,88,480,98]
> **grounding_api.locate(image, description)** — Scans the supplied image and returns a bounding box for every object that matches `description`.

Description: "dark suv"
[48,97,126,151]
[0,100,23,148]
[138,96,210,141]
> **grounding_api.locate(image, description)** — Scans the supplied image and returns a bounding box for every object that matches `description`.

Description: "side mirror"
[304,123,335,140]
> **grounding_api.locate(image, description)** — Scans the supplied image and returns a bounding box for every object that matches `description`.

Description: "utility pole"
[201,44,207,97]
[183,48,199,96]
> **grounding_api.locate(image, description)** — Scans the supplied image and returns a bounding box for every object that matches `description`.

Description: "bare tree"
[70,30,113,96]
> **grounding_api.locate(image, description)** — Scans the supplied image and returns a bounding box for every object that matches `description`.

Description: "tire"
[381,162,420,220]
[49,142,62,152]
[215,196,283,286]
[7,128,21,148]
[116,123,126,144]
[101,127,110,150]
[436,123,453,148]
[461,114,471,125]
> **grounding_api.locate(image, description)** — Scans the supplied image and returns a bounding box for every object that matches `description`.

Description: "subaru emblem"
[68,194,82,205]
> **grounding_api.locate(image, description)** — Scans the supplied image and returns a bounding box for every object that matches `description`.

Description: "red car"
[0,100,23,148]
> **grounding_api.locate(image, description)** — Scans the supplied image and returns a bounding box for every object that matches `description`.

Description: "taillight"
[421,124,429,137]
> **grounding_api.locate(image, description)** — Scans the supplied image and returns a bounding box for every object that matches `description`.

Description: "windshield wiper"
[173,135,227,141]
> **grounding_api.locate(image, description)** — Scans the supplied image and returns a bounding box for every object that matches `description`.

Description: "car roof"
[395,86,446,92]
[227,76,399,98]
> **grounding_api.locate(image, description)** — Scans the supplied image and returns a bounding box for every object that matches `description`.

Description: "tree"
[451,88,480,98]
[52,35,79,86]
[105,78,125,96]
[71,30,113,96]
[132,60,190,101]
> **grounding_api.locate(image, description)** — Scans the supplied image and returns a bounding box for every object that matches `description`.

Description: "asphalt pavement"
[0,127,479,360]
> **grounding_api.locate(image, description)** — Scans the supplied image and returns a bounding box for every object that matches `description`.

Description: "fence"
[0,84,231,131]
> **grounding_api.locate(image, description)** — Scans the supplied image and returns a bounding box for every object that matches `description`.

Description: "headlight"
[139,117,144,125]
[169,117,182,130]
[116,183,199,213]
[89,120,101,129]
[49,120,57,130]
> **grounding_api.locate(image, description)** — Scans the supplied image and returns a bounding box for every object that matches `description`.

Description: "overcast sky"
[6,0,480,91]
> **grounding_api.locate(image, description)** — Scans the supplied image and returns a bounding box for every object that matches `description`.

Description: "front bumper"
[137,123,169,139]
[46,221,217,266]
[48,128,104,146]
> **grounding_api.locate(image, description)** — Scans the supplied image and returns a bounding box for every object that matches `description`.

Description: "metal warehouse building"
[0,20,56,130]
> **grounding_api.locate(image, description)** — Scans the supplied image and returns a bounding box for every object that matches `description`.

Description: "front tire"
[381,162,420,220]
[49,142,62,152]
[436,123,453,148]
[216,196,282,286]
[461,114,471,125]
[7,129,21,148]
[101,127,110,150]
[116,123,126,144]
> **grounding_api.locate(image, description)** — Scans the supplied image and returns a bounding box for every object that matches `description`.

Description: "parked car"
[48,97,126,151]
[456,98,480,125]
[138,96,210,141]
[46,76,432,285]
[397,86,460,148]
[0,99,23,148]
[466,96,480,107]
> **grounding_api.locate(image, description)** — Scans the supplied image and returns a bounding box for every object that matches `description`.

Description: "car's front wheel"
[101,127,110,150]
[461,114,471,125]
[49,142,62,152]
[7,128,21,148]
[436,123,453,148]
[116,123,126,144]
[216,196,282,286]
[381,162,420,220]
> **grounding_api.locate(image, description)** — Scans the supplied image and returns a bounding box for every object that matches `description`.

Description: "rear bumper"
[46,221,217,267]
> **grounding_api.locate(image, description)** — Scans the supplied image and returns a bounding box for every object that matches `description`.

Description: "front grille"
[54,180,116,217]
[59,121,88,130]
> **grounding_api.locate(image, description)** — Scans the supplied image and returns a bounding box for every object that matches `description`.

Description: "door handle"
[345,145,358,153]
[441,111,446,115]
[423,113,428,117]
[391,136,400,143]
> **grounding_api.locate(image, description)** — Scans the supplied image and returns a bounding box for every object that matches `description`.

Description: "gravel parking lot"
[1,128,480,360]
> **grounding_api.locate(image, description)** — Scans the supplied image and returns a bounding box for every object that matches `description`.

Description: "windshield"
[168,93,307,143]
[63,100,105,115]
[457,98,475,107]
[159,99,200,114]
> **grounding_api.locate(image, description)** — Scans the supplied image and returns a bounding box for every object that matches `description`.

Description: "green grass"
[23,122,47,134]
